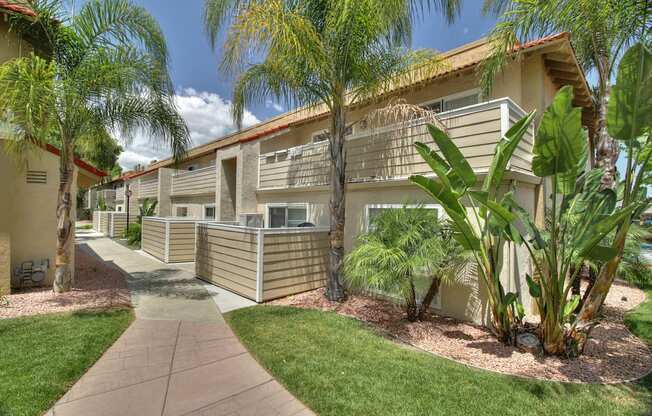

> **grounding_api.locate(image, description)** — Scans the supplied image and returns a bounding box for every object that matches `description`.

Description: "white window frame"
[364,203,444,309]
[174,204,190,218]
[203,203,216,220]
[419,88,481,114]
[265,203,309,228]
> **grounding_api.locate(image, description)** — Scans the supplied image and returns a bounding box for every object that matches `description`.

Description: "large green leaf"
[468,190,516,228]
[585,245,618,262]
[447,210,481,251]
[414,142,453,190]
[532,86,588,188]
[526,274,541,298]
[409,175,465,215]
[607,43,652,141]
[427,124,476,188]
[482,111,536,196]
[576,204,639,260]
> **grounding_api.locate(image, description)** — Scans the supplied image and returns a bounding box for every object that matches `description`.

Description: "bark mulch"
[0,246,131,319]
[271,280,651,384]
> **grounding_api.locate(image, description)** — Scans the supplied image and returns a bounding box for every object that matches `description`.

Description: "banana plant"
[502,86,638,355]
[410,110,536,342]
[577,42,652,330]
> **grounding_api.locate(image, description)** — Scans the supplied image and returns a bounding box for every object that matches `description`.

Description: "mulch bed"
[271,280,652,384]
[0,246,131,319]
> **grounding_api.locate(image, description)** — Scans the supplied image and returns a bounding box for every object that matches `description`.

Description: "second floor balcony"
[257,98,532,190]
[171,166,216,197]
[114,186,125,202]
[139,176,158,199]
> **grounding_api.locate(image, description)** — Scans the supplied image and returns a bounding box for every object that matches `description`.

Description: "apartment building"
[98,33,593,324]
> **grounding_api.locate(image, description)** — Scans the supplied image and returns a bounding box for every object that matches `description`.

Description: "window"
[176,206,189,217]
[444,94,479,111]
[267,204,308,228]
[117,206,122,212]
[421,89,480,113]
[204,204,215,220]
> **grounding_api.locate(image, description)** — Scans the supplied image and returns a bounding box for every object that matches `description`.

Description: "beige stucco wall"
[0,18,33,64]
[0,145,81,288]
[257,178,537,324]
[171,195,214,219]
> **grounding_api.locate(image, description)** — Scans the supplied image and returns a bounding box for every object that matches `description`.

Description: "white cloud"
[118,88,260,169]
[265,99,284,112]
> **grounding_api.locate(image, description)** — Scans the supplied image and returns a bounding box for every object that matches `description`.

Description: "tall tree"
[0,0,190,293]
[480,0,649,188]
[203,0,460,301]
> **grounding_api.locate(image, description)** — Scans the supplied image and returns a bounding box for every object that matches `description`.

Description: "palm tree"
[203,0,461,301]
[0,0,190,293]
[479,0,649,188]
[344,205,468,321]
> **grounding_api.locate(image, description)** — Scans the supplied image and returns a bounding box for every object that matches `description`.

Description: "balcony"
[171,166,216,197]
[98,189,116,205]
[115,186,125,202]
[139,177,158,199]
[257,97,532,190]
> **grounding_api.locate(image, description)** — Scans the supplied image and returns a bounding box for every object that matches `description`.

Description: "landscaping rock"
[516,332,542,355]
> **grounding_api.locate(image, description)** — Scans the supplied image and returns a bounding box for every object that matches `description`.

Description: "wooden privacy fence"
[92,211,127,237]
[141,217,237,263]
[195,223,330,302]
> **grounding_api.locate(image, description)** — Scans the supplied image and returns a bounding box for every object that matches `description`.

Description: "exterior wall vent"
[26,170,47,184]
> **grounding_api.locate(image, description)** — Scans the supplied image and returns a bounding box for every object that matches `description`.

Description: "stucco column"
[158,168,173,217]
[238,140,260,216]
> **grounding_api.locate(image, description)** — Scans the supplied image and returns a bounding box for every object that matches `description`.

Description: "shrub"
[344,204,468,322]
[122,223,141,247]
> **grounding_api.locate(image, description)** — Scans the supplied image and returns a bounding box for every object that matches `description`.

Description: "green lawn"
[227,304,652,416]
[0,309,133,416]
[626,284,652,346]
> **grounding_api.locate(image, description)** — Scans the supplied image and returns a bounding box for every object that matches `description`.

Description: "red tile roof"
[44,144,107,177]
[0,1,36,17]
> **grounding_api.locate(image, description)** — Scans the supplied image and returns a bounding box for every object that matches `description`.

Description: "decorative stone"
[517,332,542,355]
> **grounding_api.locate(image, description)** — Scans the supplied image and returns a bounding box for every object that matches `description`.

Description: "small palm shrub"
[344,205,468,322]
[123,223,141,247]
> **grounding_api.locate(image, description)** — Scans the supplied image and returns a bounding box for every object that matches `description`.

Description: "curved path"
[48,235,313,416]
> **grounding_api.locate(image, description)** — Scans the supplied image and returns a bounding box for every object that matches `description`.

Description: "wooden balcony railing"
[139,177,158,199]
[258,97,532,190]
[171,165,216,197]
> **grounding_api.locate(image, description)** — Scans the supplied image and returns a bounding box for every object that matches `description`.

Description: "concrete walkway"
[48,236,313,416]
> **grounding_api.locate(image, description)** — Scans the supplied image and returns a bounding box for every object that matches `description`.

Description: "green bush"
[122,223,141,247]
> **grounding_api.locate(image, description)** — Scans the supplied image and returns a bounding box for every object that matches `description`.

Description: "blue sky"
[110,1,498,168]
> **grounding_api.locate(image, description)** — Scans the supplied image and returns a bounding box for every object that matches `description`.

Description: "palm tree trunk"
[417,277,441,321]
[406,279,418,322]
[577,224,628,324]
[325,100,346,301]
[594,67,617,189]
[53,140,75,293]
